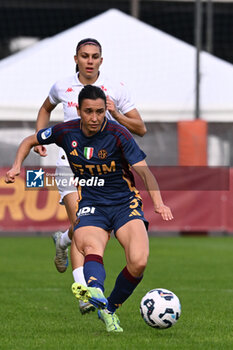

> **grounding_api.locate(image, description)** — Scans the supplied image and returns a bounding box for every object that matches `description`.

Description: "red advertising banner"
[0,167,232,233]
[0,168,69,232]
[133,166,231,233]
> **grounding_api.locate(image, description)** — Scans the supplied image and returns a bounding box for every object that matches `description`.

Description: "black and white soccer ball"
[140,288,181,329]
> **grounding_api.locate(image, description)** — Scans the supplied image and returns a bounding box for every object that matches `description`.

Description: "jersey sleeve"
[48,81,61,105]
[116,82,136,115]
[119,130,146,166]
[37,124,63,146]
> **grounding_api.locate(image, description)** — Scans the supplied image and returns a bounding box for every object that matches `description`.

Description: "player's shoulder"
[53,118,80,132]
[51,74,76,91]
[106,119,133,140]
[99,73,129,93]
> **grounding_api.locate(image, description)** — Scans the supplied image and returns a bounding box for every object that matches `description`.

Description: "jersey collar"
[73,71,105,86]
[100,117,108,132]
[80,117,108,138]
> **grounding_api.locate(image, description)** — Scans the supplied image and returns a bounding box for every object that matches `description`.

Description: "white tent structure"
[0,9,233,122]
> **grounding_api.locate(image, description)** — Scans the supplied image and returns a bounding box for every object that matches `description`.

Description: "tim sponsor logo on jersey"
[71,161,116,175]
[77,206,96,217]
[26,168,45,188]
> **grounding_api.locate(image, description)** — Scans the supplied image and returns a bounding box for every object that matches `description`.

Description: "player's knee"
[137,257,148,274]
[130,254,148,276]
[83,245,99,255]
[72,230,83,253]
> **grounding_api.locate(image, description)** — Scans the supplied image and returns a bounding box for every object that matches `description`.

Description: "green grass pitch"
[0,236,233,350]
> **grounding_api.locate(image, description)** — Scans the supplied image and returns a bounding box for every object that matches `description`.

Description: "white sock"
[59,229,72,249]
[72,267,87,286]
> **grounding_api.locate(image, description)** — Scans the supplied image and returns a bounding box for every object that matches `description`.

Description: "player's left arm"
[5,134,39,183]
[106,96,147,137]
[132,159,174,221]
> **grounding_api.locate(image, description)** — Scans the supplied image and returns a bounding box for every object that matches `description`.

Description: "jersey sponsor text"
[71,161,116,175]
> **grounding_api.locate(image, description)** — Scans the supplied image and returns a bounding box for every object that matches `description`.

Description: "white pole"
[131,0,140,18]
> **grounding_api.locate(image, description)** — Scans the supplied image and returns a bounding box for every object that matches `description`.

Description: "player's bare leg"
[103,219,149,325]
[116,219,149,278]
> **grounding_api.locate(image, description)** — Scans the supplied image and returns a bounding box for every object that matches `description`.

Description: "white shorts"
[55,166,77,204]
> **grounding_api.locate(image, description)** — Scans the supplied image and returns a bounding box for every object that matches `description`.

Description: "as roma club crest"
[98,149,108,160]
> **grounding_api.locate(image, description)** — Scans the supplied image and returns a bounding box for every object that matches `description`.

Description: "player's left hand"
[5,168,19,183]
[155,204,174,221]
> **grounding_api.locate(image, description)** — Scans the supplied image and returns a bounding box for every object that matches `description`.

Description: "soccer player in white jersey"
[34,38,146,314]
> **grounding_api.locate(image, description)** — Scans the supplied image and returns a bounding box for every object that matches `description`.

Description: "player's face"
[77,98,106,137]
[74,45,103,84]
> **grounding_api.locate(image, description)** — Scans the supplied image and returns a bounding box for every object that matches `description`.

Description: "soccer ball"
[140,288,181,329]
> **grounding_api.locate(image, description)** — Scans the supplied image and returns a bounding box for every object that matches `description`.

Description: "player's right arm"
[116,128,173,221]
[132,159,173,221]
[5,134,39,183]
[34,97,56,156]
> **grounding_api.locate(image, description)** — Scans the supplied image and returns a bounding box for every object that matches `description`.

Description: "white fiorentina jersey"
[48,72,136,166]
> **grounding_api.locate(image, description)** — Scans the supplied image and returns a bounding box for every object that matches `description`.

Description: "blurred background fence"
[0,0,232,234]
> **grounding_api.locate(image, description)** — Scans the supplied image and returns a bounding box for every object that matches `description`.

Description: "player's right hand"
[155,204,174,221]
[34,145,47,157]
[5,169,20,183]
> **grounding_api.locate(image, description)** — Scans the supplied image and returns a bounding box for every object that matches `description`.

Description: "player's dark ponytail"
[75,38,102,73]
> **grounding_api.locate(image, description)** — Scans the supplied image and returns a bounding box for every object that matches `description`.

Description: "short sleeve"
[116,82,136,115]
[48,81,60,105]
[118,130,146,166]
[37,125,60,145]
